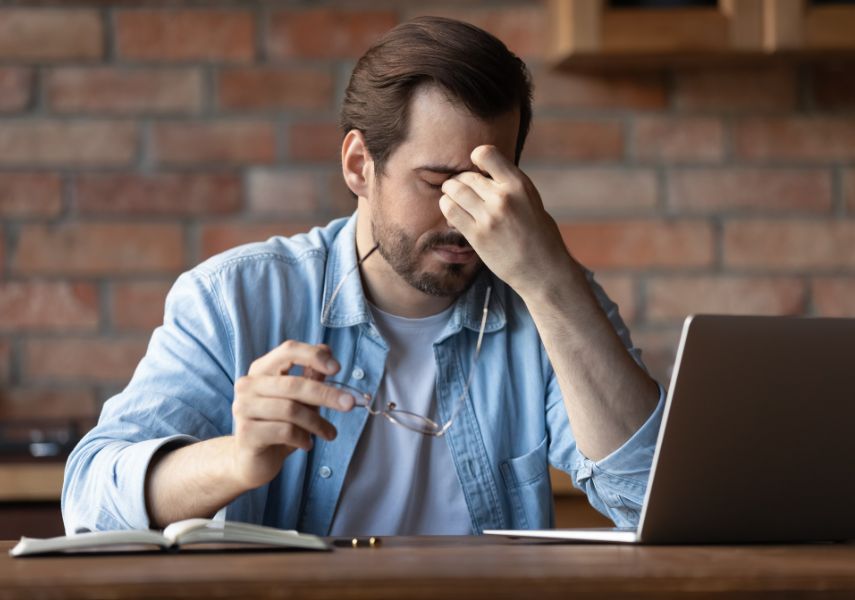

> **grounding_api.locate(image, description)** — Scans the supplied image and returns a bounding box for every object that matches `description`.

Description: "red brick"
[24,337,148,383]
[0,68,32,112]
[0,388,98,420]
[633,117,724,163]
[667,168,833,213]
[0,121,136,167]
[116,9,254,62]
[0,339,10,383]
[404,6,547,59]
[630,327,683,387]
[200,222,324,259]
[217,68,333,111]
[812,277,855,317]
[529,168,658,214]
[247,170,320,216]
[328,171,356,217]
[734,118,855,161]
[674,66,798,112]
[112,281,171,332]
[844,169,855,214]
[533,70,667,111]
[525,119,624,162]
[0,173,62,217]
[268,9,397,59]
[811,63,855,111]
[289,121,342,162]
[75,173,241,215]
[0,10,102,60]
[0,282,99,331]
[559,220,714,270]
[646,276,805,323]
[13,223,184,275]
[723,220,855,270]
[47,67,202,114]
[151,121,276,166]
[593,274,637,324]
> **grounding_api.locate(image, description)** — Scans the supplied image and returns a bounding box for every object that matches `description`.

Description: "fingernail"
[339,394,354,410]
[326,359,339,372]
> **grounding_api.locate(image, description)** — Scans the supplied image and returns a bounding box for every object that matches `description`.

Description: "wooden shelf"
[0,463,64,502]
[0,462,608,529]
[0,461,582,501]
[550,465,584,496]
[0,463,580,501]
[549,0,855,71]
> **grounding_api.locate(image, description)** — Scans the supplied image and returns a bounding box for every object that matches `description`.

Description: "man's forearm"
[145,436,250,529]
[519,256,660,462]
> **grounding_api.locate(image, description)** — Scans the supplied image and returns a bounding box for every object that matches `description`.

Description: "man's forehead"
[386,85,519,172]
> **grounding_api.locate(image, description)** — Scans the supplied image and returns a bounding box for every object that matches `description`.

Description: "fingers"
[237,396,338,443]
[248,340,340,377]
[440,177,490,222]
[470,144,517,185]
[237,375,356,412]
[303,344,332,381]
[453,170,497,197]
[439,194,476,232]
[232,373,357,455]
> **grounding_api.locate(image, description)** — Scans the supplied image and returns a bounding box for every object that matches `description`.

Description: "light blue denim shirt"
[62,213,665,535]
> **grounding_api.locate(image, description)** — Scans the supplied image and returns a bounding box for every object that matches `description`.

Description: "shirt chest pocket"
[499,436,554,529]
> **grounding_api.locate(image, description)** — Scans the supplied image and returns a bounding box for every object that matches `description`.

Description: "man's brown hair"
[341,16,533,175]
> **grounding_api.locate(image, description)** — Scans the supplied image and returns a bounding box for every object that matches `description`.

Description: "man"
[63,16,663,536]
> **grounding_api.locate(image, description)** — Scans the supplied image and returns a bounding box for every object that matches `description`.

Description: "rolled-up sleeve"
[62,270,236,534]
[568,385,664,527]
[546,269,665,528]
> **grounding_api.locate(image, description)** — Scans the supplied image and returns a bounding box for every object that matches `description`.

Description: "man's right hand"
[230,340,355,490]
[145,340,355,528]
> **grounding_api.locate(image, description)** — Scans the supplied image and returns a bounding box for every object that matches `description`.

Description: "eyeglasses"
[321,241,491,437]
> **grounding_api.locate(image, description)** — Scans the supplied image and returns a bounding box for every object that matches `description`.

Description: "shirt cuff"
[591,382,666,476]
[114,434,198,530]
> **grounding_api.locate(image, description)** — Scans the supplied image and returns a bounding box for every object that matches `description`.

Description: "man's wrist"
[516,252,589,308]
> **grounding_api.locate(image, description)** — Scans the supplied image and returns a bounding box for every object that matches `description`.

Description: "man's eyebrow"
[415,165,466,175]
[415,165,487,176]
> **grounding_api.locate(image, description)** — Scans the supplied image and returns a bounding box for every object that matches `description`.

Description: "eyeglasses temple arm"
[321,242,380,324]
[438,286,492,436]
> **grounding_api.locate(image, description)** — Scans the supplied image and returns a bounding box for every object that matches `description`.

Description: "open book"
[10,518,329,557]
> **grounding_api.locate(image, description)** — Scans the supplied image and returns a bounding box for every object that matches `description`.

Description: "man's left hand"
[439,144,574,295]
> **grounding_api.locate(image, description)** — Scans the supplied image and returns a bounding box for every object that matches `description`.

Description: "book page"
[10,530,169,557]
[165,519,327,550]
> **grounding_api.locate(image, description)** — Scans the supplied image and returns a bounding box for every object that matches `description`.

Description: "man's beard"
[370,212,482,298]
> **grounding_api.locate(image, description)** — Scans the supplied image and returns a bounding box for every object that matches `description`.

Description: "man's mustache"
[426,232,471,250]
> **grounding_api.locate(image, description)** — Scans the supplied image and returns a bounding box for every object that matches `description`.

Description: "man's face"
[366,85,519,298]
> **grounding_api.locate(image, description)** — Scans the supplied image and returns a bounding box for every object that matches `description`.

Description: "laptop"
[485,314,855,544]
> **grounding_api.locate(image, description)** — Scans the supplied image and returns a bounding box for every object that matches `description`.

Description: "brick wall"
[1,1,854,422]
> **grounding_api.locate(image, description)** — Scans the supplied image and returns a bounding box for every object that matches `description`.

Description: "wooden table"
[3,537,855,599]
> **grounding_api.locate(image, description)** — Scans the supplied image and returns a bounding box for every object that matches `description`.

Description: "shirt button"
[351,367,365,380]
[319,466,332,479]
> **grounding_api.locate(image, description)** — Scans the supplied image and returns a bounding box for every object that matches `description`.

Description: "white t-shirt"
[328,302,472,536]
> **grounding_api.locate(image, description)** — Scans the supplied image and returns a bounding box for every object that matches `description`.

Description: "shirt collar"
[320,213,372,328]
[320,211,506,335]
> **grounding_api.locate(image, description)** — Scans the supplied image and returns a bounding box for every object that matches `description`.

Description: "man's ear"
[342,129,373,199]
